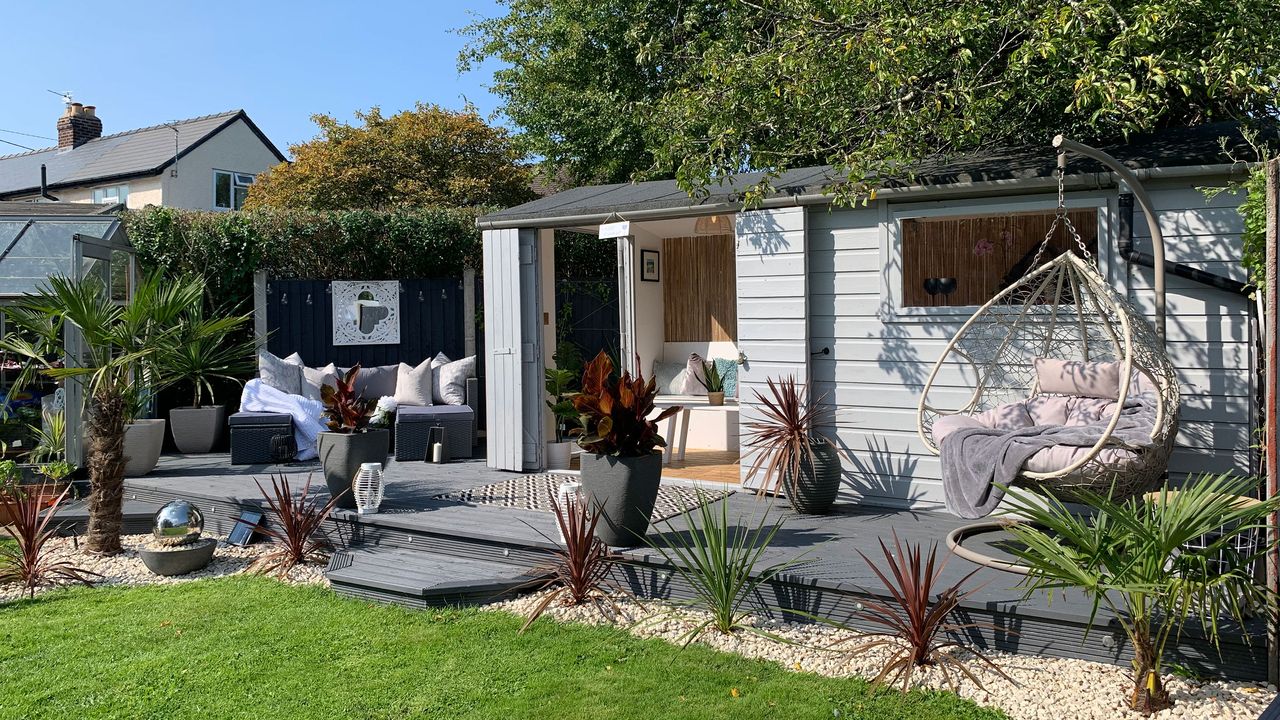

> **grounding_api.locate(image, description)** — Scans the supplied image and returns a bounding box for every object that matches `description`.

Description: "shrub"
[572,351,679,456]
[0,484,99,598]
[519,498,623,632]
[251,474,343,577]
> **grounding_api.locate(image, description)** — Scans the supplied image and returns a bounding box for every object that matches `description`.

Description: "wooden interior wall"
[901,209,1098,307]
[662,235,737,342]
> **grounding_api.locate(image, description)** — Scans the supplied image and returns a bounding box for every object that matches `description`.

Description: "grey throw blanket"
[940,396,1158,519]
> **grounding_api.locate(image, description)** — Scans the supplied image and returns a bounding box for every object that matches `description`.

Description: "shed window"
[900,208,1098,308]
[214,170,254,210]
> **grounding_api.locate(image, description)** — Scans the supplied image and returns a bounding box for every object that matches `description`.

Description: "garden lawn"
[0,576,1003,720]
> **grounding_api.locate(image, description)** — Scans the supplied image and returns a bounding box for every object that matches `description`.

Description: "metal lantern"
[153,500,204,547]
[555,479,583,544]
[352,462,385,515]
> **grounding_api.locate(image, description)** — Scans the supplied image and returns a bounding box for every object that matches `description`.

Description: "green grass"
[0,577,1004,720]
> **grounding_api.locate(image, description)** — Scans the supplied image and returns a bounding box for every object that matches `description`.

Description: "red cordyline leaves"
[572,351,680,456]
[320,363,376,433]
[0,484,100,598]
[835,531,1010,693]
[519,498,625,632]
[743,375,844,496]
[250,474,343,577]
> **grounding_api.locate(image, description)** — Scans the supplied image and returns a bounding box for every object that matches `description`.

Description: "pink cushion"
[1034,358,1122,399]
[1024,445,1137,474]
[680,353,708,395]
[933,414,983,443]
[1026,395,1071,425]
[975,403,1035,430]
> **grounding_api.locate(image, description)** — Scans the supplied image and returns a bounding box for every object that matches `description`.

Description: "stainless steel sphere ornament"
[153,500,204,546]
[352,462,385,515]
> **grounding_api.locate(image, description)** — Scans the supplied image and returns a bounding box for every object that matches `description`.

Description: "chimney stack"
[57,102,102,150]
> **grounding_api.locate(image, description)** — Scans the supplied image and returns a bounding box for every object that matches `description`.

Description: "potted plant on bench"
[545,366,580,470]
[160,303,255,454]
[573,351,680,546]
[317,365,388,510]
[696,359,726,406]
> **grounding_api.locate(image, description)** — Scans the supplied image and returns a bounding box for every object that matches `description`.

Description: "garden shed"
[0,201,134,465]
[477,122,1261,509]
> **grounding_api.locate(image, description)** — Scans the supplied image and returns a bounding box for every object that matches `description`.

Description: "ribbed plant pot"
[579,452,663,547]
[169,406,226,454]
[138,538,217,576]
[707,391,725,406]
[784,441,842,515]
[317,430,390,510]
[123,419,166,477]
[545,441,574,470]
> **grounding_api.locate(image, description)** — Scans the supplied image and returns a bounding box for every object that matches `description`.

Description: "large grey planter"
[169,406,226,454]
[317,430,390,510]
[138,538,217,576]
[123,419,166,477]
[785,441,842,515]
[579,452,663,547]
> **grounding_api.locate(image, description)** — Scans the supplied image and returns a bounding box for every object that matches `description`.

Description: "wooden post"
[252,270,268,349]
[463,267,477,358]
[1265,157,1278,687]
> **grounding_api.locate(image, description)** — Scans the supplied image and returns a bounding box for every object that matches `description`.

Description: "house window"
[900,208,1098,308]
[213,171,255,210]
[91,185,128,205]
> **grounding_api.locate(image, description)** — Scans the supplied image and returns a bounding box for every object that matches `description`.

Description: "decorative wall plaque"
[331,280,401,346]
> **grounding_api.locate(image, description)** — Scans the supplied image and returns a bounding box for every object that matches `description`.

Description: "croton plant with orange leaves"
[572,351,681,457]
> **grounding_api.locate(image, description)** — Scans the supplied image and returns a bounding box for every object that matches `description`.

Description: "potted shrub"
[696,359,726,406]
[316,365,388,510]
[743,375,846,515]
[573,351,680,546]
[545,366,579,470]
[161,303,255,454]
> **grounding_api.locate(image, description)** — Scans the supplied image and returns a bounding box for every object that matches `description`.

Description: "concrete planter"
[317,430,390,510]
[138,538,217,576]
[545,441,574,471]
[579,452,663,547]
[169,406,226,454]
[123,419,166,477]
[785,441,842,515]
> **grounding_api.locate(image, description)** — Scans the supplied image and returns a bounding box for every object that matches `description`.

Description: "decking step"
[51,499,161,536]
[326,545,546,610]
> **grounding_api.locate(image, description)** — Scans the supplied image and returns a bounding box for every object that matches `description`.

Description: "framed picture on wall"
[640,249,660,282]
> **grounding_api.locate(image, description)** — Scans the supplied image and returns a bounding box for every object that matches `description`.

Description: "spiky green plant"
[1003,473,1279,714]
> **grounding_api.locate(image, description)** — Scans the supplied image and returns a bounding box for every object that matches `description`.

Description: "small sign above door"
[598,220,631,239]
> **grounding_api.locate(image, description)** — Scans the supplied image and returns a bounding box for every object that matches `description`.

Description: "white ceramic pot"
[546,441,575,470]
[123,419,166,477]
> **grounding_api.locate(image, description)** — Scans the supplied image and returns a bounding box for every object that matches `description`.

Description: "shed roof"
[0,110,287,198]
[479,122,1262,227]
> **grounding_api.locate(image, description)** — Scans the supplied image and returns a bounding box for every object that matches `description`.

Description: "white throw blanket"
[240,379,326,461]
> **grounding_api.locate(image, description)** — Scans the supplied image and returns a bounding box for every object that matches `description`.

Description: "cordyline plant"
[518,498,625,632]
[320,364,376,433]
[0,484,100,598]
[743,375,846,496]
[250,474,343,577]
[572,351,679,457]
[1003,473,1280,714]
[826,532,1009,693]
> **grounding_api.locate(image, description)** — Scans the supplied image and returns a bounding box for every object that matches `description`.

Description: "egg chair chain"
[1024,158,1092,276]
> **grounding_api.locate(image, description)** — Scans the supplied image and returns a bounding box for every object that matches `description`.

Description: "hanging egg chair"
[916,161,1180,504]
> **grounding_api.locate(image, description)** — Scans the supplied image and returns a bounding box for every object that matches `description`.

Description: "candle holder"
[352,462,385,515]
[425,425,447,464]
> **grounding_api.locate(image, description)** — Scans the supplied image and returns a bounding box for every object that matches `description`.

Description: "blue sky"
[0,0,505,156]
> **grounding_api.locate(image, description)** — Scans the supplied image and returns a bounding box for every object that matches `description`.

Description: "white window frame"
[212,169,254,210]
[91,184,128,205]
[877,192,1113,322]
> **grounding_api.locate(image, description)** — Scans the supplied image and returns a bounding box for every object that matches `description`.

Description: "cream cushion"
[301,363,338,403]
[394,358,435,406]
[1034,358,1122,399]
[259,351,304,396]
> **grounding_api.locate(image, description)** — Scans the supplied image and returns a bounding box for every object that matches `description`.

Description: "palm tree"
[0,273,204,555]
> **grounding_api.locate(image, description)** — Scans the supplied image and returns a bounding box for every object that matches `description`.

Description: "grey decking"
[123,453,1267,680]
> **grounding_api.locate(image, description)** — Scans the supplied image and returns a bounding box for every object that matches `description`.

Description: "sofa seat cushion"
[396,404,474,423]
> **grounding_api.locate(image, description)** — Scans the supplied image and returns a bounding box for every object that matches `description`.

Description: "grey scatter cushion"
[434,355,476,405]
[652,361,686,395]
[431,351,451,369]
[393,358,434,406]
[301,363,338,403]
[259,351,304,396]
[354,364,399,400]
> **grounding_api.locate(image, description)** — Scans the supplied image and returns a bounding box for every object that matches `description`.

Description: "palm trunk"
[1128,630,1172,714]
[84,388,126,555]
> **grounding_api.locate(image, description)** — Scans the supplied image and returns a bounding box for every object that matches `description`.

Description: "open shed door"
[736,208,809,489]
[482,228,544,471]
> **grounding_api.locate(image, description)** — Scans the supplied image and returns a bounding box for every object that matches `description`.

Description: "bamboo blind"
[662,235,737,342]
[901,209,1098,307]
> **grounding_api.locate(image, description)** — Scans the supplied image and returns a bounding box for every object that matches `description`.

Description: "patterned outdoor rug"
[433,473,733,524]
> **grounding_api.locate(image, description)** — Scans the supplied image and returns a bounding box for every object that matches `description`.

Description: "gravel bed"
[0,533,328,603]
[493,591,1275,720]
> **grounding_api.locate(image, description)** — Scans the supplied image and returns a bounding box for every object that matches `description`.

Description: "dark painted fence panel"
[555,278,619,364]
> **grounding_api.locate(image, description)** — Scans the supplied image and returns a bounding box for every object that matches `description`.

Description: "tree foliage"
[244,103,535,210]
[465,0,1279,201]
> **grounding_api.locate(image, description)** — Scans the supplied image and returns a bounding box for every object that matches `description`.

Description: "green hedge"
[122,206,488,311]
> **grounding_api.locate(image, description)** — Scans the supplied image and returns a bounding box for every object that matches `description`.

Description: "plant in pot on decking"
[545,366,580,470]
[572,351,681,546]
[159,303,256,454]
[317,365,388,510]
[743,375,846,515]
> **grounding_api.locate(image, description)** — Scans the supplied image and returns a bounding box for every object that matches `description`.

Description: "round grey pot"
[317,430,390,510]
[123,419,166,477]
[138,537,217,576]
[169,406,226,454]
[784,441,843,515]
[578,452,663,547]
